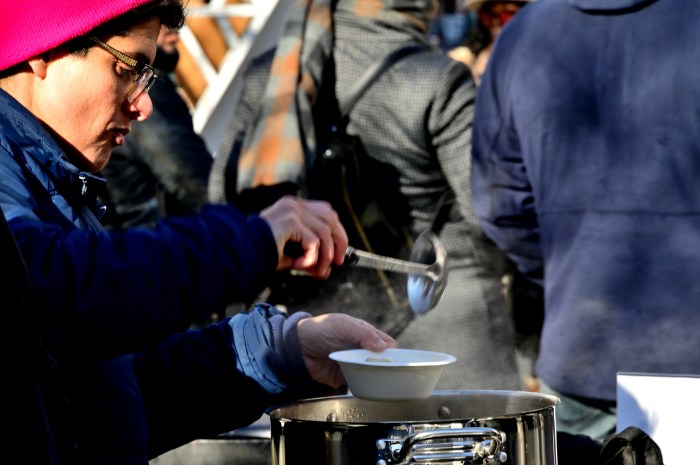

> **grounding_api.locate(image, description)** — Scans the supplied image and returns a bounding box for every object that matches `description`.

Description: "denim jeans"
[540,382,617,442]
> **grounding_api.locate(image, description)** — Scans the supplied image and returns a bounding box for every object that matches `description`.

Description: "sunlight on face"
[33,18,161,172]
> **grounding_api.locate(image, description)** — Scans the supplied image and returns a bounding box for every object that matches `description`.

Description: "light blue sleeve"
[229,303,315,394]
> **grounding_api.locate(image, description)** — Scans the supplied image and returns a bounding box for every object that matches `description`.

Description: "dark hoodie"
[472,0,700,402]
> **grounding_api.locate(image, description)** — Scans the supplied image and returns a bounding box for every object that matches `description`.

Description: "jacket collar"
[0,88,106,200]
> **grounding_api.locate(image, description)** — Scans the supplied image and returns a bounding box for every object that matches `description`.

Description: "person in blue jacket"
[471,0,700,441]
[0,205,78,465]
[0,1,396,464]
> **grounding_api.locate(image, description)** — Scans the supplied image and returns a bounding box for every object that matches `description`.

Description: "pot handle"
[376,427,507,465]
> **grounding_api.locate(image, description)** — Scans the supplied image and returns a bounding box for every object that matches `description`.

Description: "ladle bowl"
[407,231,448,315]
[283,230,448,315]
[342,230,448,315]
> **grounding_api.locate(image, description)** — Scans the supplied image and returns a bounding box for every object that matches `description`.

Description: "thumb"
[355,323,396,353]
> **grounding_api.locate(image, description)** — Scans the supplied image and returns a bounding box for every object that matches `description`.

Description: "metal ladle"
[342,230,448,315]
[283,230,448,315]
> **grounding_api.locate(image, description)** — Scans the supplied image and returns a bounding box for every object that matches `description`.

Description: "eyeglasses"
[87,35,157,103]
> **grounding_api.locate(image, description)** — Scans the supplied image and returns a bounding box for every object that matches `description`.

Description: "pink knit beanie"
[0,1,155,70]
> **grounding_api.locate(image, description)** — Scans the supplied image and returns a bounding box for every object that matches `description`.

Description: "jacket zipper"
[78,174,88,196]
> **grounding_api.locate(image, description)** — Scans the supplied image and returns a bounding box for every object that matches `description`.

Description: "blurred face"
[31,18,161,172]
[157,25,179,54]
[153,25,180,72]
[478,1,527,38]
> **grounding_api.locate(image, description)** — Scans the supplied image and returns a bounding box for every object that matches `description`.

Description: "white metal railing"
[179,0,293,155]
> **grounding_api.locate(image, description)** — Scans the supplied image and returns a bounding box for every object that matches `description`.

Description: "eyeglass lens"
[126,67,156,103]
[87,35,158,103]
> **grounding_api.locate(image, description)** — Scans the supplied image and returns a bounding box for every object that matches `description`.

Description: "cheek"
[36,54,134,173]
[40,67,119,165]
[37,58,111,139]
[50,90,107,145]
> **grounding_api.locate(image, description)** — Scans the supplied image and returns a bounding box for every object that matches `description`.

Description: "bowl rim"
[329,348,457,367]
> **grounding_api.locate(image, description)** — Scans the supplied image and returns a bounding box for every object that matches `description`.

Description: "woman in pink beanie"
[0,1,395,464]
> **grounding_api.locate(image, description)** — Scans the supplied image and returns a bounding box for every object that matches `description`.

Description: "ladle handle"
[282,242,436,280]
[345,247,435,279]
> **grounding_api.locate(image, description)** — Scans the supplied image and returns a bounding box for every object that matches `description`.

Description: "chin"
[93,157,111,172]
[80,150,111,173]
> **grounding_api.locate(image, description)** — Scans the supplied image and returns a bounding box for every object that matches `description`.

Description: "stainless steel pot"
[267,390,559,465]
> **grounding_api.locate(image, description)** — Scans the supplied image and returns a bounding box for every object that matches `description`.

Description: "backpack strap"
[337,44,455,237]
[428,189,454,236]
[339,45,425,117]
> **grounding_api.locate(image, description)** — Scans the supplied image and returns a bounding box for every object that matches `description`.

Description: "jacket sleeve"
[429,59,479,228]
[8,204,278,358]
[470,57,544,285]
[134,304,326,458]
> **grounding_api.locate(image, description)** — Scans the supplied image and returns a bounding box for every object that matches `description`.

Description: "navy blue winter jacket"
[471,0,700,402]
[0,88,319,464]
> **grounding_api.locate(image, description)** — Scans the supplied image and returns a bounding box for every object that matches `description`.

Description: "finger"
[366,328,396,351]
[294,234,321,270]
[275,199,323,271]
[303,200,347,266]
[312,224,335,277]
[375,330,398,349]
[319,206,348,266]
[346,316,396,352]
[297,208,337,277]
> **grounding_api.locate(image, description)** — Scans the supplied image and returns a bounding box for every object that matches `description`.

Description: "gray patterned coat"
[333,13,520,390]
[210,8,521,391]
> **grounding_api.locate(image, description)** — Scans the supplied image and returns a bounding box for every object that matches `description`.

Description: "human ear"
[27,54,49,79]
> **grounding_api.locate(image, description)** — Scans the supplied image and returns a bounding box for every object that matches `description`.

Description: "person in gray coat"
[209,0,522,391]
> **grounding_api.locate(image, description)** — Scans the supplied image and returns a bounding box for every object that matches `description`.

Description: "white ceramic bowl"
[329,348,456,401]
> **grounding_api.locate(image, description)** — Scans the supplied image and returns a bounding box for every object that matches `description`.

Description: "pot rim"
[267,389,560,423]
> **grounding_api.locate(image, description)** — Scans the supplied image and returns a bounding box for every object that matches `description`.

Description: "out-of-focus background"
[172,0,473,155]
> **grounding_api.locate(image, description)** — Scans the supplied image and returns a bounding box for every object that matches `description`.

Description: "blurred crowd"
[0,0,689,463]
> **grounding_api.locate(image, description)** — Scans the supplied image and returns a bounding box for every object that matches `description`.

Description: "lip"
[115,127,130,137]
[112,127,130,146]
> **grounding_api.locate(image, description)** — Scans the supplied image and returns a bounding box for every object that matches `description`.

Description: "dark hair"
[61,0,186,60]
[91,0,186,38]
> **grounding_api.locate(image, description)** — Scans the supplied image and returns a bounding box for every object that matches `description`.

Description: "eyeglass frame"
[86,35,158,103]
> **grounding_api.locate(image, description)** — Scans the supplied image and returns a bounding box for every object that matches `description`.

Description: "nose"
[127,91,154,121]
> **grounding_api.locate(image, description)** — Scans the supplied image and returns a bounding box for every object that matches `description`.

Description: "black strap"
[337,44,453,237]
[339,45,425,117]
[596,426,664,465]
[428,189,454,236]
